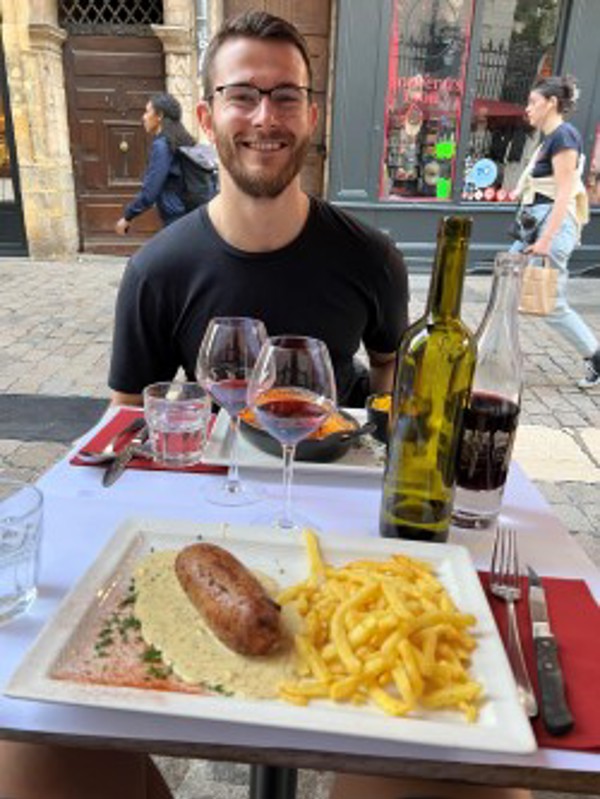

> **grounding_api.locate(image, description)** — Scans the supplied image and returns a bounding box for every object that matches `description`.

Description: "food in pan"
[239,405,356,440]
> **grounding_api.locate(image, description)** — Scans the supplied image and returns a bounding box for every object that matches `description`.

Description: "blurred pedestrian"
[115,92,195,235]
[511,75,599,389]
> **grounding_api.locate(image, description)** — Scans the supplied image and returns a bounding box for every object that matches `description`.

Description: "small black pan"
[240,411,375,463]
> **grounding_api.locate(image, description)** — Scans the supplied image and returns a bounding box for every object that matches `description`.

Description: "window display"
[462,0,565,203]
[382,0,472,201]
[382,0,567,204]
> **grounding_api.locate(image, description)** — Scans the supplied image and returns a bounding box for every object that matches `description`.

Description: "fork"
[489,526,538,718]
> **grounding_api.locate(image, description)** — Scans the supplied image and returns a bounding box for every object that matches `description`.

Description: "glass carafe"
[453,251,526,529]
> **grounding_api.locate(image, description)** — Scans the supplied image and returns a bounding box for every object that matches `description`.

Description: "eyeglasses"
[210,83,312,115]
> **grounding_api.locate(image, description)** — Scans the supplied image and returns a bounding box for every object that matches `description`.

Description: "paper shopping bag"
[519,257,558,316]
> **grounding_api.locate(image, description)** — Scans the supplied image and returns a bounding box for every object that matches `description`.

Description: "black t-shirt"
[531,121,582,178]
[109,197,409,406]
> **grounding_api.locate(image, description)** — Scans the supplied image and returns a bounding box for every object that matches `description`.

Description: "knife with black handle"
[527,565,574,736]
[102,425,149,487]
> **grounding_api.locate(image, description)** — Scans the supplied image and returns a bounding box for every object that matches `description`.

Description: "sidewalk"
[0,257,599,799]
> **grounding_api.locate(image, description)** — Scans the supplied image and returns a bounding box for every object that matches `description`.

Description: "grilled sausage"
[174,543,282,656]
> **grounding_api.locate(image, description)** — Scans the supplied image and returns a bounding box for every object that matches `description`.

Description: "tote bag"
[518,257,558,316]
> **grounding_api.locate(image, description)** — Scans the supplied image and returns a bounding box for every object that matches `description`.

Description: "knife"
[527,565,574,736]
[102,425,149,487]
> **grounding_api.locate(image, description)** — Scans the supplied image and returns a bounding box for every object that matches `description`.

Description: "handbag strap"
[515,143,543,200]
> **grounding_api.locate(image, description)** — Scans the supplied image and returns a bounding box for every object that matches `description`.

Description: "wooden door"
[223,0,331,196]
[63,35,165,255]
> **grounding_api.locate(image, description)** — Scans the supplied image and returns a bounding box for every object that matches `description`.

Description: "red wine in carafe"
[456,392,520,491]
[452,252,525,529]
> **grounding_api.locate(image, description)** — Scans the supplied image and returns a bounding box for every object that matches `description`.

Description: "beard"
[213,129,311,198]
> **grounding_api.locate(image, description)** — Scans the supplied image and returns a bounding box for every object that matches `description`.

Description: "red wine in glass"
[196,317,267,506]
[248,336,337,531]
[255,389,330,446]
[206,377,249,418]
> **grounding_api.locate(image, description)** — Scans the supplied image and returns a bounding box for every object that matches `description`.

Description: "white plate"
[202,409,385,476]
[6,518,535,755]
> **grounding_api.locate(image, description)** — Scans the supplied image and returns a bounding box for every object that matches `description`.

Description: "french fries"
[277,530,483,721]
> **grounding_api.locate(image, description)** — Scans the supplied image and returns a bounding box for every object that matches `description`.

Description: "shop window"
[382,0,568,204]
[462,0,565,203]
[382,0,473,201]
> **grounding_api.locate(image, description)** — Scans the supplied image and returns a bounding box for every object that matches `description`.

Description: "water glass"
[0,478,44,625]
[143,382,210,468]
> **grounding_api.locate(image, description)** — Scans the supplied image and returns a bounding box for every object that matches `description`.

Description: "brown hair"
[201,10,312,99]
[532,75,579,117]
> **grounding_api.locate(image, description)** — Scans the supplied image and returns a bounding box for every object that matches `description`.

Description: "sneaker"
[578,358,600,389]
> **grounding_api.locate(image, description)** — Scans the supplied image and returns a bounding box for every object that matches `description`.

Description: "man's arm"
[110,390,143,407]
[367,350,397,394]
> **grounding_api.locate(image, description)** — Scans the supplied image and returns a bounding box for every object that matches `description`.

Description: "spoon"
[78,417,146,464]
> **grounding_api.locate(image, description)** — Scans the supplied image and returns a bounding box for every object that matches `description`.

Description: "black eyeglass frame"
[207,82,313,105]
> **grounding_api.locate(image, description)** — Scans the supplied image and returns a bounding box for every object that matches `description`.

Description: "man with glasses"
[109,10,408,408]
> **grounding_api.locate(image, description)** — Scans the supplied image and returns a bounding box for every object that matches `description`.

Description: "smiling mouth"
[240,140,288,152]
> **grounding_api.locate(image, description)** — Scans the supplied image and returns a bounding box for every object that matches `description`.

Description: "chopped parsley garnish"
[205,683,234,697]
[141,645,163,663]
[146,664,173,680]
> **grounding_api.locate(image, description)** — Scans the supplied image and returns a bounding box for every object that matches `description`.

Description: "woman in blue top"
[512,75,599,389]
[115,92,195,234]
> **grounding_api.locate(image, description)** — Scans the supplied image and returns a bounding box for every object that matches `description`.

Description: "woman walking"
[512,75,599,388]
[115,92,195,234]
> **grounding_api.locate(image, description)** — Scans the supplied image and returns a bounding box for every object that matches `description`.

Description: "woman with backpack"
[115,92,196,234]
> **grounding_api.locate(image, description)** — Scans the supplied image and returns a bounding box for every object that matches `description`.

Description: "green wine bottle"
[379,216,476,542]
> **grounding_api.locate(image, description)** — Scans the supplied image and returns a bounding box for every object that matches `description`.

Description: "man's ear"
[197,101,215,142]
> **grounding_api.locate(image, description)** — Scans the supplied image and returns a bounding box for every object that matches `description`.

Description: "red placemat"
[70,408,227,475]
[480,572,600,750]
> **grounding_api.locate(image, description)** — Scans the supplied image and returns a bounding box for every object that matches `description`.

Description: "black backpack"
[177,143,219,211]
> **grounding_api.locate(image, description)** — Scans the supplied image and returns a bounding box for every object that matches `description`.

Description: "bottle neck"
[474,254,524,401]
[427,220,471,319]
[477,259,522,353]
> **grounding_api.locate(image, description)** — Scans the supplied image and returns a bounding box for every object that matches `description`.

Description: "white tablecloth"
[2,413,600,780]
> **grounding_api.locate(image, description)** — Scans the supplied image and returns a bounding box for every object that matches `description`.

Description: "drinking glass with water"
[0,478,44,625]
[143,382,210,468]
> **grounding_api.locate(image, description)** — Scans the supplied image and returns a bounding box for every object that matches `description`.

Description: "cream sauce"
[134,550,299,699]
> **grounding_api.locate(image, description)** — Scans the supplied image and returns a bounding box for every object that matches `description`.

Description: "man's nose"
[250,94,278,125]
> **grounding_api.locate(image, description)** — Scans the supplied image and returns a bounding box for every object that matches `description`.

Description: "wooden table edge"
[1,728,598,794]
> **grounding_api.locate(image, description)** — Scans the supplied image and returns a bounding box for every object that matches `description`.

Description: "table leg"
[249,764,298,799]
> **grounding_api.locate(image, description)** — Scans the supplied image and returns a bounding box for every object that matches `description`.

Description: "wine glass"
[196,317,267,505]
[247,335,337,532]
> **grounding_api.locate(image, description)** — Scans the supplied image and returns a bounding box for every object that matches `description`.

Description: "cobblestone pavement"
[0,256,599,799]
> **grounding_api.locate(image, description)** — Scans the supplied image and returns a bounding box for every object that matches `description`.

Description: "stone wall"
[1,0,78,258]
